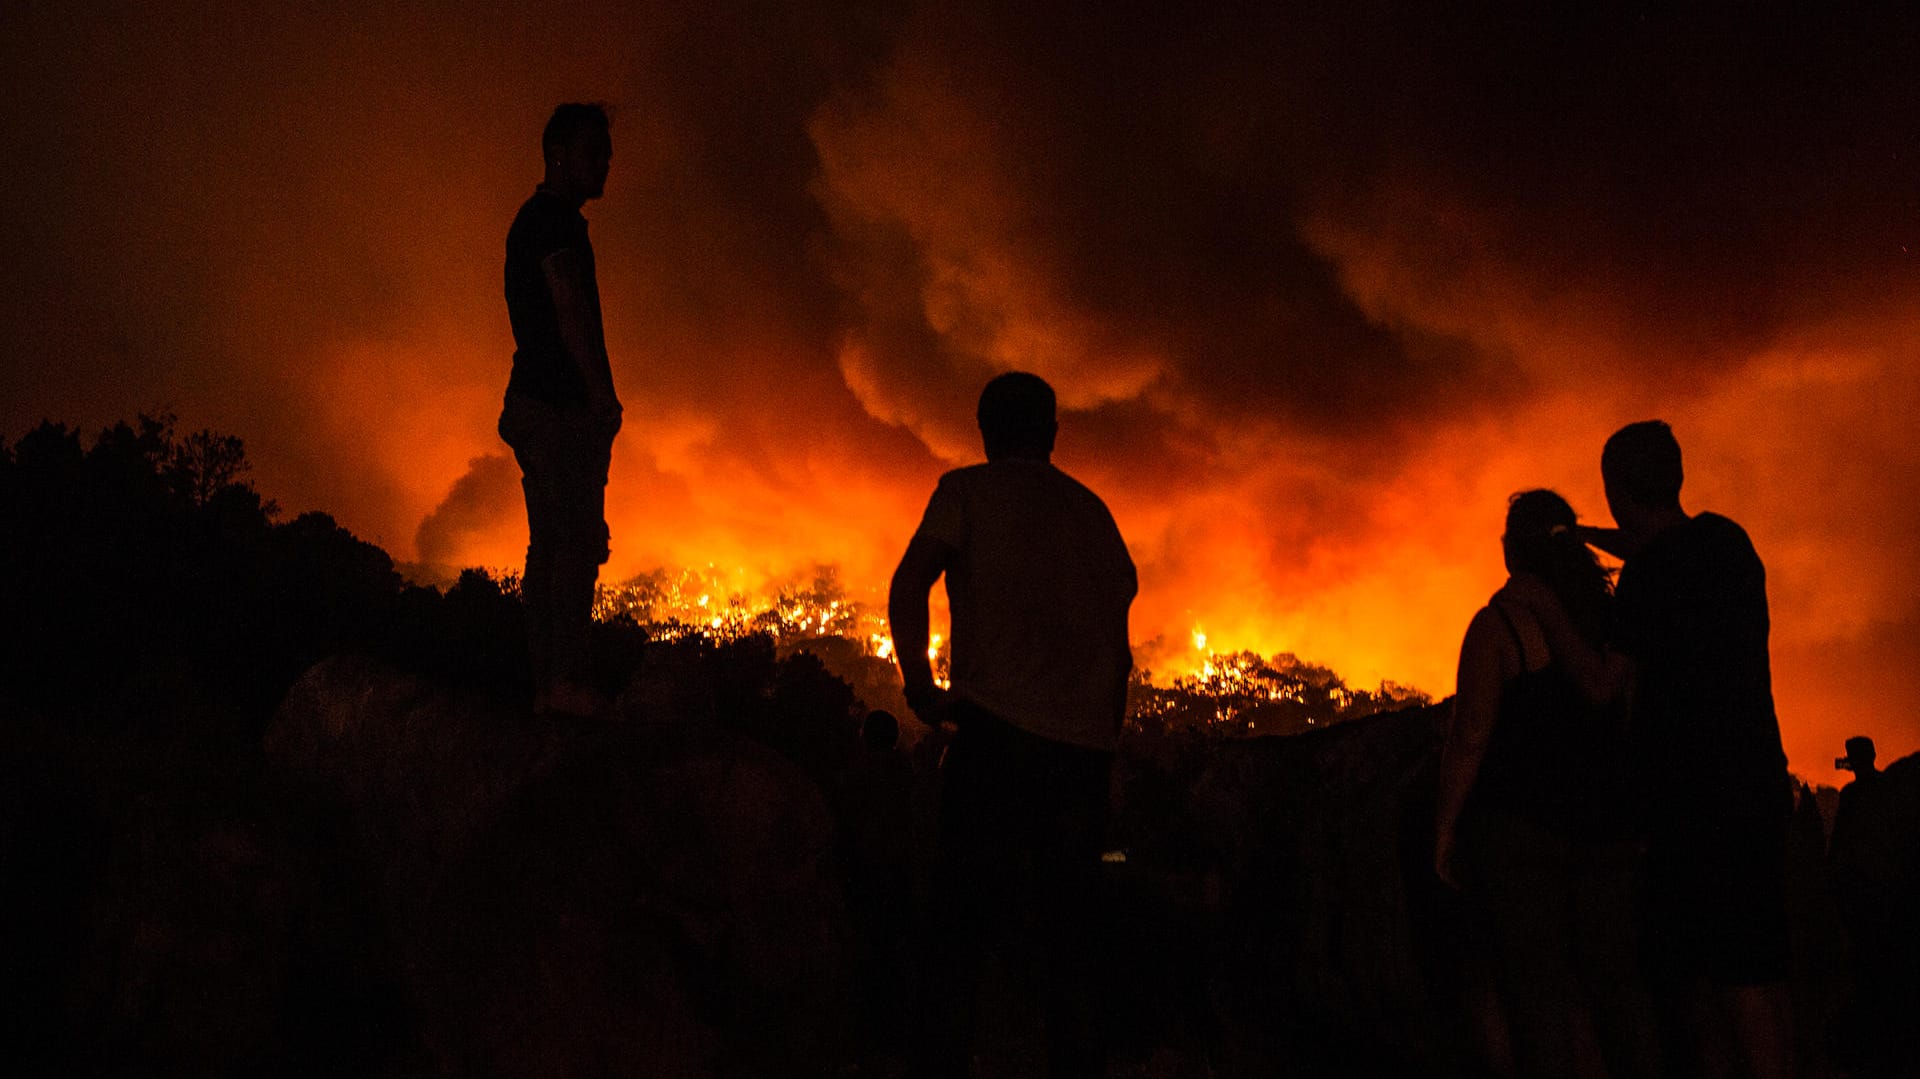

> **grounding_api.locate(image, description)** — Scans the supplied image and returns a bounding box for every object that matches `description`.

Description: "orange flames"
[573,565,1426,731]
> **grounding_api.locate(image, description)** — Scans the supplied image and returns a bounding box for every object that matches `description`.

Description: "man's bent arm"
[542,248,620,415]
[1576,525,1635,561]
[888,534,954,713]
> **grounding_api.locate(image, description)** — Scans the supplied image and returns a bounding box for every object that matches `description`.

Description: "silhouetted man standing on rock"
[499,103,620,717]
[889,372,1136,1079]
[1513,420,1795,1079]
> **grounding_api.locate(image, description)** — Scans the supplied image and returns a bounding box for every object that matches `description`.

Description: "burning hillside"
[579,563,1427,735]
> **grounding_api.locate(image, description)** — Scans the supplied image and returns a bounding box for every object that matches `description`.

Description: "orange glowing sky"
[5,3,1917,782]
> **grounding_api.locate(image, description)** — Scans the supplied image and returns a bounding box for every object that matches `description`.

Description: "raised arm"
[542,248,621,425]
[1434,607,1509,887]
[888,533,956,723]
[1575,524,1634,561]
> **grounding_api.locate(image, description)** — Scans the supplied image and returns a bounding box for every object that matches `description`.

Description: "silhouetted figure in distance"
[1435,490,1659,1079]
[1827,735,1915,1077]
[1510,420,1795,1079]
[889,372,1137,1079]
[498,103,620,717]
[1833,736,1881,828]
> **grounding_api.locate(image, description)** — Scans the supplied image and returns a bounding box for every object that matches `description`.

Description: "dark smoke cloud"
[818,3,1920,453]
[811,5,1511,473]
[415,453,521,569]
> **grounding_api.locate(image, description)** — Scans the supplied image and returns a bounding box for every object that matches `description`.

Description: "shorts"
[497,389,614,565]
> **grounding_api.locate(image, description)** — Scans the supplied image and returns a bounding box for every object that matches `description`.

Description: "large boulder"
[265,654,848,1077]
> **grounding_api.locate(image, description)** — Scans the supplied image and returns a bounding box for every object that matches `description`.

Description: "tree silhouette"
[168,426,255,509]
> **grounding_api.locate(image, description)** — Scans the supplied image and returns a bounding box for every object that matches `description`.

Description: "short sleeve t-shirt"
[505,188,594,408]
[1614,512,1786,805]
[913,459,1137,752]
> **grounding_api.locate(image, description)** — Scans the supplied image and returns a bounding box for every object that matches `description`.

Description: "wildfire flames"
[594,565,889,649]
[585,565,1426,734]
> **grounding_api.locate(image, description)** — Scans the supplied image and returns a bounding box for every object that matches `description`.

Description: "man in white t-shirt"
[888,371,1136,1079]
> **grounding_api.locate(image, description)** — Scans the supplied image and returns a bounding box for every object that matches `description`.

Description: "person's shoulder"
[919,465,986,517]
[1692,511,1753,545]
[937,460,1055,492]
[1461,602,1518,669]
[931,463,990,496]
[1684,512,1763,567]
[1468,599,1515,640]
[1632,512,1745,567]
[511,188,561,225]
[1038,462,1119,509]
[1044,461,1099,494]
[509,190,584,246]
[942,460,1118,514]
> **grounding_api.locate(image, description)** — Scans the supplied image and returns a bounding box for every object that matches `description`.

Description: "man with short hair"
[889,371,1136,1079]
[498,102,621,717]
[1514,420,1795,1079]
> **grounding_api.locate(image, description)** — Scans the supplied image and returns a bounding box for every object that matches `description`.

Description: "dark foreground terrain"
[11,642,1915,1077]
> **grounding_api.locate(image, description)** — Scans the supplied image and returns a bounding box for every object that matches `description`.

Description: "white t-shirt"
[912,458,1137,751]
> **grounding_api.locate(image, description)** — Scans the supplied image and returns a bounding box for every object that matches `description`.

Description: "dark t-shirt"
[1614,512,1787,808]
[505,188,594,407]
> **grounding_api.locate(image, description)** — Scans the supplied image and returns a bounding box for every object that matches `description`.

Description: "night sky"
[5,1,1917,780]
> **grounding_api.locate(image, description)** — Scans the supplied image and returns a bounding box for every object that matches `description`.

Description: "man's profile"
[498,102,621,717]
[888,371,1136,1079]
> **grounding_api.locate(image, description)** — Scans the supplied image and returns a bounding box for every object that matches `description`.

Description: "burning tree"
[594,564,892,648]
[1128,646,1428,738]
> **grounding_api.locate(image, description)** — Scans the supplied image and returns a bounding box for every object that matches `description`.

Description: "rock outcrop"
[265,654,847,1077]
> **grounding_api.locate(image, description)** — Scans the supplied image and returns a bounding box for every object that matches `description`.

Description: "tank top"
[1464,602,1596,837]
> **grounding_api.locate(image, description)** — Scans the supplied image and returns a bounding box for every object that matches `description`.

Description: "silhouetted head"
[1503,490,1577,573]
[1601,421,1684,533]
[977,372,1057,462]
[541,103,612,204]
[863,709,900,752]
[1504,489,1613,644]
[1841,735,1877,774]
